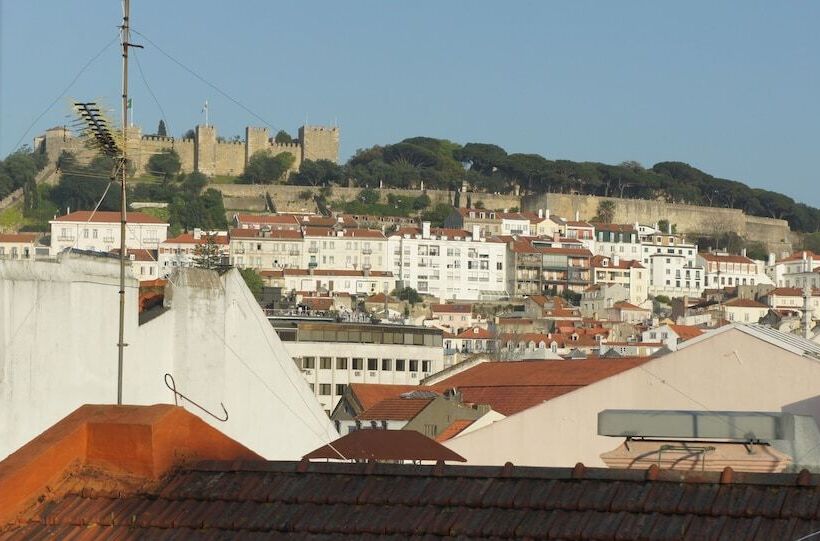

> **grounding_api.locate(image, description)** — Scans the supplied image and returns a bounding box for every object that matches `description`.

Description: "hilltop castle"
[34,123,339,177]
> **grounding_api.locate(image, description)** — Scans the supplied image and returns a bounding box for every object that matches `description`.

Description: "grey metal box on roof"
[597,410,790,441]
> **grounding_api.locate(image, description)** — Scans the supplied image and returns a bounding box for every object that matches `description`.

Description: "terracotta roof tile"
[229,228,301,239]
[0,233,37,242]
[356,397,434,421]
[766,287,820,297]
[163,232,229,245]
[435,419,475,442]
[304,430,465,462]
[52,210,165,224]
[668,324,705,341]
[455,326,494,339]
[724,298,768,308]
[699,252,756,264]
[431,304,472,313]
[348,384,425,411]
[235,213,300,225]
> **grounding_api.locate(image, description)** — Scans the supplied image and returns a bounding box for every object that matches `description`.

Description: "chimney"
[472,224,481,239]
[667,222,672,235]
[768,253,775,266]
[634,221,639,231]
[553,231,560,242]
[614,255,620,266]
[545,208,550,219]
[741,248,747,258]
[422,221,431,239]
[193,228,202,240]
[538,208,543,219]
[337,216,343,223]
[575,210,580,221]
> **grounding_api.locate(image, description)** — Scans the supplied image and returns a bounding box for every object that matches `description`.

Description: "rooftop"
[699,252,756,264]
[51,210,166,224]
[304,429,466,462]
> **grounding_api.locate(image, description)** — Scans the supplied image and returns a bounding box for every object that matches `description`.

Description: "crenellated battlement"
[35,120,340,178]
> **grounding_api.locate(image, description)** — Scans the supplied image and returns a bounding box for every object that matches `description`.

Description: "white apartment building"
[647,252,705,298]
[640,237,698,267]
[275,268,395,296]
[761,287,820,319]
[158,230,229,277]
[229,228,303,270]
[49,210,169,256]
[388,223,508,301]
[593,223,641,261]
[698,251,772,289]
[590,255,649,305]
[0,233,38,260]
[280,322,445,413]
[303,227,388,272]
[767,251,820,286]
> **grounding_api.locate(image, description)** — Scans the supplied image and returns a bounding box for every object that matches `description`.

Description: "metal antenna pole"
[117,0,131,405]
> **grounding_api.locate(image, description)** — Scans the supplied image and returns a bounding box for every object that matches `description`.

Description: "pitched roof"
[594,223,637,233]
[591,255,645,269]
[612,301,650,312]
[0,233,37,243]
[110,248,157,262]
[776,250,820,263]
[724,298,768,308]
[7,460,819,539]
[455,326,494,339]
[163,232,229,245]
[432,358,649,415]
[304,429,466,462]
[435,419,475,442]
[356,397,434,421]
[667,324,705,341]
[235,213,299,225]
[365,292,399,303]
[304,227,385,238]
[52,210,166,224]
[699,252,756,264]
[302,297,333,311]
[347,383,425,411]
[564,220,594,227]
[229,227,301,239]
[766,287,820,297]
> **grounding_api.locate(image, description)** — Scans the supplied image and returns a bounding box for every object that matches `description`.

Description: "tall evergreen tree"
[157,120,167,137]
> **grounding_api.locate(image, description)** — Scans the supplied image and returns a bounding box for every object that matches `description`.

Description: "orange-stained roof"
[668,324,705,341]
[455,327,494,339]
[612,301,650,312]
[431,303,472,313]
[365,292,399,303]
[724,298,768,308]
[699,252,756,264]
[303,227,385,238]
[302,297,333,310]
[0,233,37,242]
[435,419,475,442]
[776,250,820,263]
[347,383,425,411]
[305,430,465,462]
[431,358,650,415]
[594,223,636,233]
[229,228,302,239]
[591,255,645,269]
[110,248,156,262]
[164,232,229,245]
[565,220,594,228]
[766,287,820,297]
[235,213,299,225]
[356,398,434,421]
[52,210,165,224]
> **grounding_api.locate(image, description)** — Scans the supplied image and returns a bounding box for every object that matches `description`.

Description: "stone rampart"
[523,192,793,252]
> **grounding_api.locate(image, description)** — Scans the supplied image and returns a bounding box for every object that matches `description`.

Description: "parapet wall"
[523,193,793,252]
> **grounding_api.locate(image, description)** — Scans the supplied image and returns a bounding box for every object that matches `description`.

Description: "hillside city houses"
[2,201,820,540]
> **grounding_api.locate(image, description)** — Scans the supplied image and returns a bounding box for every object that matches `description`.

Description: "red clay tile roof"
[163,232,229,245]
[302,297,333,310]
[0,233,37,242]
[236,213,299,225]
[776,250,820,263]
[432,358,649,415]
[591,255,645,269]
[347,383,425,411]
[699,252,756,264]
[431,303,472,313]
[612,301,650,311]
[767,287,820,297]
[5,460,819,539]
[668,324,705,341]
[304,429,466,462]
[52,210,165,224]
[229,227,302,239]
[565,220,594,227]
[356,397,434,421]
[365,292,399,303]
[304,227,385,238]
[724,298,768,308]
[435,419,475,442]
[110,248,156,262]
[455,327,494,339]
[594,223,637,232]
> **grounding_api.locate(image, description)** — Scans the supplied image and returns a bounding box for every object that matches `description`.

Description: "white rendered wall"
[0,254,337,461]
[445,327,820,467]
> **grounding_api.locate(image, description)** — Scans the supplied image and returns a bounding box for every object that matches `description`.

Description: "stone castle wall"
[36,122,339,179]
[523,192,793,253]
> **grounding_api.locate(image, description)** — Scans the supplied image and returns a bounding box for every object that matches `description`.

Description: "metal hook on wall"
[164,373,229,422]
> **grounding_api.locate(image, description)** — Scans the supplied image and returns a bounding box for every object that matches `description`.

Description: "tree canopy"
[240,151,295,184]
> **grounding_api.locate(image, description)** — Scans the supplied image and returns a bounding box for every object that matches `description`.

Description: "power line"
[9,34,120,153]
[132,50,170,137]
[130,29,278,133]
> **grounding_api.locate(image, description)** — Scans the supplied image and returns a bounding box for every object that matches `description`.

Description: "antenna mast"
[117,0,142,404]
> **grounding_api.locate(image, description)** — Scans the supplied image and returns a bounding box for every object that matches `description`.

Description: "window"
[336,357,348,369]
[336,384,346,396]
[395,359,406,371]
[422,360,431,372]
[320,357,332,369]
[302,357,315,369]
[381,359,392,371]
[367,358,378,371]
[83,229,89,239]
[352,358,363,370]
[409,360,419,372]
[319,384,331,396]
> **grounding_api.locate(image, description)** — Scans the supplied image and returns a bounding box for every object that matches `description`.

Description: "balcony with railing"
[308,246,319,253]
[308,260,318,268]
[361,247,372,255]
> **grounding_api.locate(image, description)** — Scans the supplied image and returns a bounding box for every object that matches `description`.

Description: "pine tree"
[192,234,223,270]
[157,119,167,137]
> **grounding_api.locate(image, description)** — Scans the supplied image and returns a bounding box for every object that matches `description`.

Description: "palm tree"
[595,200,616,223]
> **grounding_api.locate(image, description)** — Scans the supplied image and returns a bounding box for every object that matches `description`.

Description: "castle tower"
[245,127,269,166]
[298,125,340,164]
[194,124,217,176]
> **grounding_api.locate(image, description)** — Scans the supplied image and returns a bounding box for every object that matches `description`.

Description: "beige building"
[722,298,769,323]
[590,255,649,305]
[444,324,820,467]
[0,233,38,261]
[229,228,303,270]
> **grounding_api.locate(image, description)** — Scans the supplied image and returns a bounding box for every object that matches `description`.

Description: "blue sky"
[2,1,818,205]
